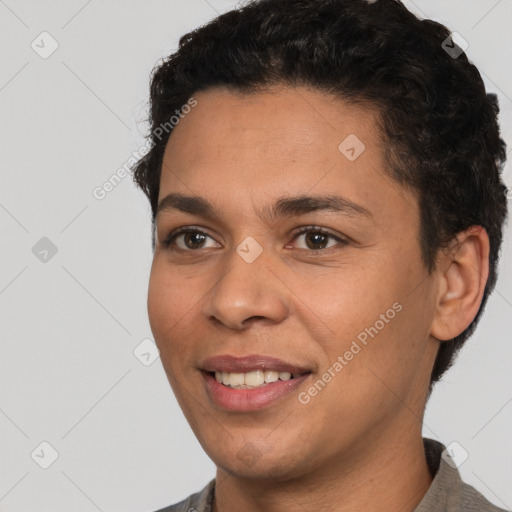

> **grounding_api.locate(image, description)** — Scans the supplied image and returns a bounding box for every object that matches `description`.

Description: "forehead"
[163,85,380,170]
[159,85,417,224]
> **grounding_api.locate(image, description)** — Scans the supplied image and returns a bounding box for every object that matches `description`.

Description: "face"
[148,85,441,481]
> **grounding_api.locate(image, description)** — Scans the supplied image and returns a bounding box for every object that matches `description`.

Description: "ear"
[430,226,490,341]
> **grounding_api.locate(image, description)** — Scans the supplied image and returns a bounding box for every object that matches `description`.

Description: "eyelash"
[161,225,348,254]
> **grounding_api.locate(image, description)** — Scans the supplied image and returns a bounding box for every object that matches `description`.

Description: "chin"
[206,437,316,482]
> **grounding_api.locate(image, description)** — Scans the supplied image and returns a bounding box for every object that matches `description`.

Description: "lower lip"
[202,371,311,412]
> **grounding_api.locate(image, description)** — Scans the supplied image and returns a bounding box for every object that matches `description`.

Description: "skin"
[147,85,489,512]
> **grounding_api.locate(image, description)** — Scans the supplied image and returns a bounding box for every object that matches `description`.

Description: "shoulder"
[152,479,215,512]
[416,438,508,512]
[455,480,509,512]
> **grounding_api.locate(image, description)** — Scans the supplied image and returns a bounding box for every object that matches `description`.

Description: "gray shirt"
[154,438,508,512]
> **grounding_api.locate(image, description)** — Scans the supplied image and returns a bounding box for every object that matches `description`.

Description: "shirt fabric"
[154,438,508,512]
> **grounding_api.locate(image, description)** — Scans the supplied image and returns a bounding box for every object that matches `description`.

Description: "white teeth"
[214,370,295,388]
[229,373,245,386]
[264,370,279,383]
[245,370,264,387]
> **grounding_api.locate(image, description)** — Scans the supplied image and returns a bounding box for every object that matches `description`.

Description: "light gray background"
[0,1,511,511]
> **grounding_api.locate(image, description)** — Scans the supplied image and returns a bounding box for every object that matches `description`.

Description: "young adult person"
[132,1,509,510]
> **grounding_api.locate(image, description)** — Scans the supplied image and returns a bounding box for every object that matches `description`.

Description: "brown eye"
[182,231,207,249]
[163,228,220,250]
[292,227,348,252]
[304,231,330,250]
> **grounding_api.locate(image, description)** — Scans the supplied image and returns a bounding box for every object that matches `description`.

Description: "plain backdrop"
[0,1,511,511]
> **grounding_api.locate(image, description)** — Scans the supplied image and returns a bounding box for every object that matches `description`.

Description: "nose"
[203,246,290,330]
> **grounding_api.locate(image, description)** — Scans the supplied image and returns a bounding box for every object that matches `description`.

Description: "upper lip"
[200,355,312,375]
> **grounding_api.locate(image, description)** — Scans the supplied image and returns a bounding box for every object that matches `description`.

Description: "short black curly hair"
[132,0,508,390]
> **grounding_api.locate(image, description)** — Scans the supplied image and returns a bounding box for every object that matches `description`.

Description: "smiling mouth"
[210,370,305,389]
[200,354,313,409]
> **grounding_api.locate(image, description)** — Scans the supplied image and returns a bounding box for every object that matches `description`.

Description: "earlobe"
[430,226,490,341]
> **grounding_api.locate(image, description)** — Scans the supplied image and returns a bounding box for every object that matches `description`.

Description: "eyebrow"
[156,192,372,224]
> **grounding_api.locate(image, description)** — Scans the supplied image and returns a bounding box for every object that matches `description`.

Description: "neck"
[213,429,433,512]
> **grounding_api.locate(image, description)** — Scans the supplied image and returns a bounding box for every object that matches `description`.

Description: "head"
[133,0,508,480]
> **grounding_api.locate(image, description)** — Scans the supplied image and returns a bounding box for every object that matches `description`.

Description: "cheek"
[147,259,193,352]
[297,260,396,347]
[306,251,432,378]
[147,265,169,339]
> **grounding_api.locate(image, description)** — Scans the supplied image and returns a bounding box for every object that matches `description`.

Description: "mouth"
[199,354,313,411]
[208,369,304,389]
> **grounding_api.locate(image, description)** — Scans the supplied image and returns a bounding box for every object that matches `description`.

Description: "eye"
[162,227,220,250]
[290,227,347,252]
[161,225,347,253]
